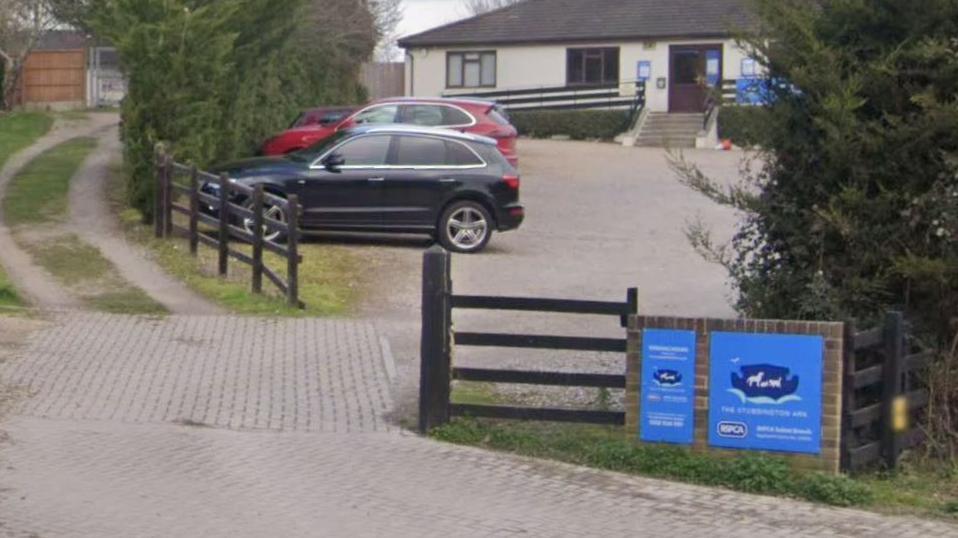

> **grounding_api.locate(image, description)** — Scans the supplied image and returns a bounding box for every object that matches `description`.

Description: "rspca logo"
[717,421,748,438]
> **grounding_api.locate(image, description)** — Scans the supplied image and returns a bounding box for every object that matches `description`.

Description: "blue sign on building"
[641,329,697,445]
[708,333,824,455]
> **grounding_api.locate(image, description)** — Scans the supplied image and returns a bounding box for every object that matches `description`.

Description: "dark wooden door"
[669,45,722,113]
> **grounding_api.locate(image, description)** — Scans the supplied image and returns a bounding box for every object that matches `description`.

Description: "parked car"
[288,106,357,129]
[210,125,524,253]
[260,97,520,167]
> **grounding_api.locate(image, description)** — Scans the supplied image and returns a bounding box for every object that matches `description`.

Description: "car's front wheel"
[438,201,493,253]
[242,196,288,244]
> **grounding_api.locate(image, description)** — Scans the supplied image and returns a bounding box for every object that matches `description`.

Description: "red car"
[261,97,519,167]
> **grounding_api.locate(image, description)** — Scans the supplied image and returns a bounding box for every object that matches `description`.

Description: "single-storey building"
[398,0,757,115]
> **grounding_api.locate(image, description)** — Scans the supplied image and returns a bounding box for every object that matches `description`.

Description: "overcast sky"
[397,0,472,40]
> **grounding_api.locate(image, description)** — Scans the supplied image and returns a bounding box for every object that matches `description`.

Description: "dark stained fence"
[418,246,637,433]
[154,151,304,308]
[841,312,933,471]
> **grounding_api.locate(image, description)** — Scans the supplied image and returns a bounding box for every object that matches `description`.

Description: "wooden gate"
[21,50,86,105]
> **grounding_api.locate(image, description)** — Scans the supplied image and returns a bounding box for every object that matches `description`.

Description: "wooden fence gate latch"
[891,395,909,432]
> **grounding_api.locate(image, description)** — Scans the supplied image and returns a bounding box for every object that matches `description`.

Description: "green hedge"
[717,106,770,147]
[509,110,631,140]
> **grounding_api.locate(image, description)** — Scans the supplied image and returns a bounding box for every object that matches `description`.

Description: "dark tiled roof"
[399,0,754,48]
[35,30,91,51]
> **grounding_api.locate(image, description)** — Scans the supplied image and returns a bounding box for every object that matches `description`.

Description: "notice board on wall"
[708,332,824,455]
[640,329,697,445]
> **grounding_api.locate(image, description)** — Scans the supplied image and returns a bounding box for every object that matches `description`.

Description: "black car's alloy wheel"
[242,199,287,244]
[439,201,492,253]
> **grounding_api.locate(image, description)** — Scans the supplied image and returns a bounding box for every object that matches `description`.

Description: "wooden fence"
[418,246,637,433]
[20,49,86,105]
[841,312,934,471]
[154,152,304,308]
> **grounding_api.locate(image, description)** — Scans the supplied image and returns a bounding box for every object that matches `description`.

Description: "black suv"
[211,125,524,253]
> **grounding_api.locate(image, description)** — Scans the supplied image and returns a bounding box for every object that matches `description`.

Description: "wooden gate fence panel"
[418,245,637,433]
[841,311,933,472]
[22,50,86,104]
[154,152,304,308]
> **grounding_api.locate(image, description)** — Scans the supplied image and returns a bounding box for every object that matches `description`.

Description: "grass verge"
[0,112,54,168]
[3,137,97,226]
[0,112,54,312]
[109,163,366,316]
[4,138,166,315]
[430,418,958,519]
[0,268,23,311]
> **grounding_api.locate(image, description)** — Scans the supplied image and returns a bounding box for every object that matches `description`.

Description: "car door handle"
[367,177,385,182]
[439,178,458,183]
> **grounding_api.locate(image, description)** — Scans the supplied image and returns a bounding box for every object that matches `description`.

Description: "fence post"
[286,194,300,308]
[419,245,451,434]
[188,165,199,256]
[622,287,638,327]
[840,321,857,472]
[217,173,230,276]
[154,152,165,238]
[251,185,265,294]
[163,160,173,238]
[881,311,905,469]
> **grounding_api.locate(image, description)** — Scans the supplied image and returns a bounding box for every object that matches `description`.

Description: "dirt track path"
[0,115,116,310]
[69,126,223,315]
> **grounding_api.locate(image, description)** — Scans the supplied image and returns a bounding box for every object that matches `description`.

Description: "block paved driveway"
[2,313,956,537]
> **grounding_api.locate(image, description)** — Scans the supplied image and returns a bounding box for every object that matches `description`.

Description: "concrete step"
[641,127,705,135]
[635,137,696,148]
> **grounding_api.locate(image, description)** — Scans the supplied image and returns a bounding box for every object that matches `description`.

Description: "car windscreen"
[285,131,352,163]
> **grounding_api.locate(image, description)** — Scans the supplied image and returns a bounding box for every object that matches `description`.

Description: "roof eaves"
[401,31,737,49]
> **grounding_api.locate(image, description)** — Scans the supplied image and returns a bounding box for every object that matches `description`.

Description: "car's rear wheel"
[439,201,492,253]
[242,196,287,244]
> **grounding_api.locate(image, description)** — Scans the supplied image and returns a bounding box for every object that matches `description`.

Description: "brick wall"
[625,316,845,474]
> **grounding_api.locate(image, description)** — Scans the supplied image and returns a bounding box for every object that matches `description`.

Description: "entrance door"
[668,45,723,113]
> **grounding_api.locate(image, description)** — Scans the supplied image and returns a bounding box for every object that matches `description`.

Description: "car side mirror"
[323,153,345,170]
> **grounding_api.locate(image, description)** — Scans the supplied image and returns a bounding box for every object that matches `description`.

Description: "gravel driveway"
[343,138,747,414]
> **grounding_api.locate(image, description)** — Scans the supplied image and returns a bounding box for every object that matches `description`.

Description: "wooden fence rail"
[154,151,304,308]
[841,311,933,471]
[418,245,637,433]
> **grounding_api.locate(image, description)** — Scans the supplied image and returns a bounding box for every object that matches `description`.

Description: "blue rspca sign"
[640,329,697,445]
[708,332,824,455]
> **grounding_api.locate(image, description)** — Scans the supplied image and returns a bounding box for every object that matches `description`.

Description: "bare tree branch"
[464,0,521,16]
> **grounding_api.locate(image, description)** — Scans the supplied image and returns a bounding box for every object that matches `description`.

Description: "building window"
[567,47,619,85]
[447,51,496,88]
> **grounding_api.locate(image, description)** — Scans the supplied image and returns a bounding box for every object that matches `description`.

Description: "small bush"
[717,106,770,147]
[510,110,631,140]
[795,473,874,506]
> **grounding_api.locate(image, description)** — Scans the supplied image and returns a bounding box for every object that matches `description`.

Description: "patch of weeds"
[451,381,499,406]
[31,238,113,286]
[431,418,875,508]
[3,137,96,226]
[0,265,24,311]
[85,289,167,315]
[26,235,166,315]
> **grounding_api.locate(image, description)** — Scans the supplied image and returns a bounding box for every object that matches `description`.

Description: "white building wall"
[405,39,755,113]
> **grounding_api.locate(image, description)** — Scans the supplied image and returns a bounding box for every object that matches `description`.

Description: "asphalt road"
[345,138,746,414]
